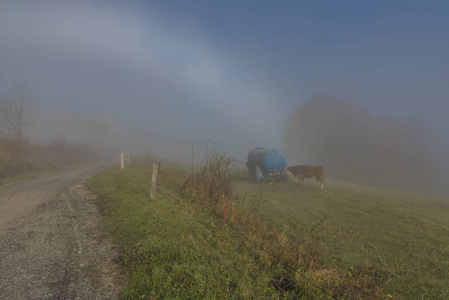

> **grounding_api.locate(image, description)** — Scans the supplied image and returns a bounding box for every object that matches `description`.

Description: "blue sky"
[1,0,448,162]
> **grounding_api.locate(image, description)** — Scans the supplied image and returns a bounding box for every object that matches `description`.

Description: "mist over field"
[1,1,449,194]
[284,96,448,195]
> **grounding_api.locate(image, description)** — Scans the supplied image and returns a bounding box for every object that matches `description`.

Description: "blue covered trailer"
[246,148,289,182]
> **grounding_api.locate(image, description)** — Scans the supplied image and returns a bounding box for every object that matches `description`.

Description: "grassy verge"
[88,159,388,299]
[86,164,288,298]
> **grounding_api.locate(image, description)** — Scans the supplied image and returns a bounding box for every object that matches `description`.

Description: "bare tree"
[0,84,36,141]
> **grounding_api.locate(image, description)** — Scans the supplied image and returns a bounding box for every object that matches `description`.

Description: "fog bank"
[283,96,447,195]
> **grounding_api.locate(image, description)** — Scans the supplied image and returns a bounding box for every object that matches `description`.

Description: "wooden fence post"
[151,163,161,199]
[120,152,125,170]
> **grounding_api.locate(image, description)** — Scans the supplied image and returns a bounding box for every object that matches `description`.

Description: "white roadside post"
[151,163,161,199]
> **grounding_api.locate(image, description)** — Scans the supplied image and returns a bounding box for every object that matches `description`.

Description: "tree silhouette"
[0,84,36,142]
[283,96,434,191]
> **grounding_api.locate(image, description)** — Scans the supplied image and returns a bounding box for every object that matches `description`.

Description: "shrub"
[184,148,243,209]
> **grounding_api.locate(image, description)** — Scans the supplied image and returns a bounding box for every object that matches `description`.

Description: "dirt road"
[0,164,125,299]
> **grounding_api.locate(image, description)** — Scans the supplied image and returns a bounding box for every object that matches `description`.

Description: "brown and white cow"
[287,165,324,189]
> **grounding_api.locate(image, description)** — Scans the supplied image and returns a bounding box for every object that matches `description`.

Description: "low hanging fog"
[284,96,448,195]
[1,1,449,195]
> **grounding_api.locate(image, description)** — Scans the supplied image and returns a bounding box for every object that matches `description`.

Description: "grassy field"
[87,163,316,299]
[235,178,449,299]
[86,159,449,299]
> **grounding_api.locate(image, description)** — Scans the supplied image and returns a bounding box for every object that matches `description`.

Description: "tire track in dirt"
[0,165,126,299]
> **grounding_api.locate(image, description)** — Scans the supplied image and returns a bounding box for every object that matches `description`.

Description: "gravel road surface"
[0,164,125,299]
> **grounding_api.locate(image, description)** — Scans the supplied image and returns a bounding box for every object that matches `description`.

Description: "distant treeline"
[0,137,99,178]
[284,96,441,194]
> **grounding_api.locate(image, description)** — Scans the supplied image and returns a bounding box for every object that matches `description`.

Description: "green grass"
[235,178,449,299]
[86,165,310,299]
[86,159,449,299]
